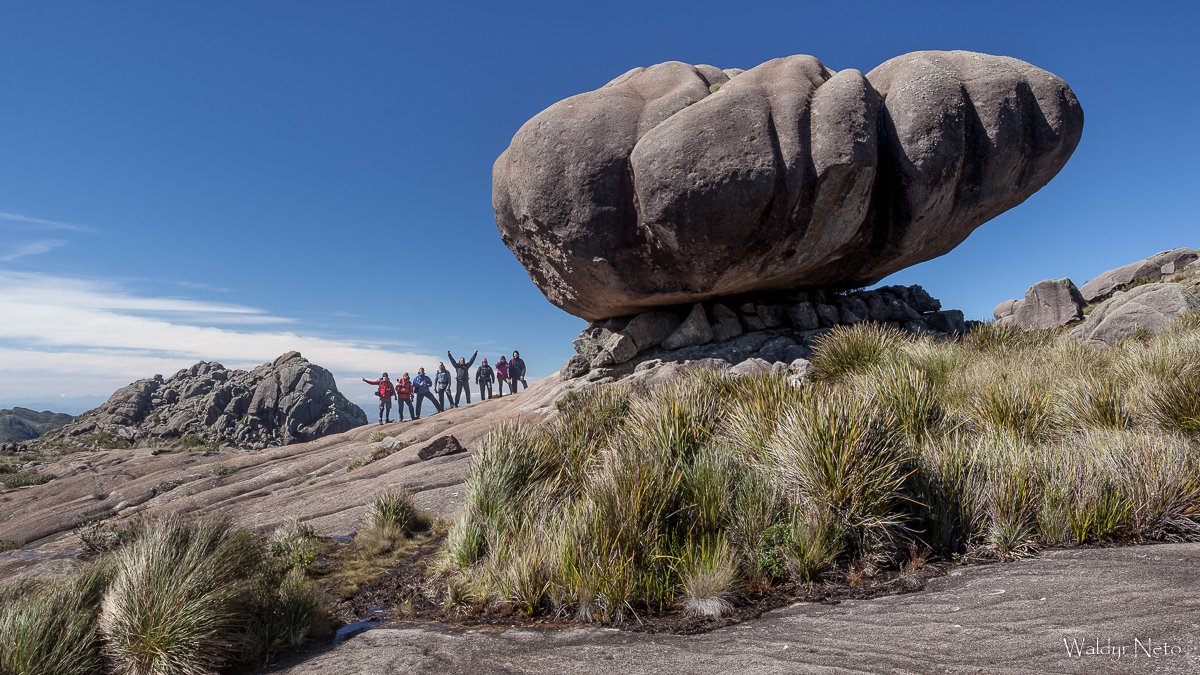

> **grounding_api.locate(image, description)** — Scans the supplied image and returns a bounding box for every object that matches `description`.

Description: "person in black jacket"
[476,358,495,400]
[447,349,477,406]
[508,350,527,393]
[434,362,454,409]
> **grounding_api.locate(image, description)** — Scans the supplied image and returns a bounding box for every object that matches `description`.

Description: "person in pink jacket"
[495,356,510,397]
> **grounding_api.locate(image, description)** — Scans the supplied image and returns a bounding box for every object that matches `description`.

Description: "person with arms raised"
[447,349,478,406]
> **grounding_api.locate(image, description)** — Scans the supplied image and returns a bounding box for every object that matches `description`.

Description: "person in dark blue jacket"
[476,358,495,400]
[447,349,477,406]
[413,367,441,418]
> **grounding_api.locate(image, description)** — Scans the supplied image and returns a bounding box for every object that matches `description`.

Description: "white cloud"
[0,239,69,262]
[0,272,441,404]
[0,211,92,232]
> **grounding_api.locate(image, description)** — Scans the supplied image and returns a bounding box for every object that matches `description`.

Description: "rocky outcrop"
[1078,248,1198,303]
[1070,283,1200,346]
[34,352,367,452]
[994,247,1199,344]
[0,408,74,444]
[494,50,1084,320]
[997,278,1085,329]
[563,285,966,382]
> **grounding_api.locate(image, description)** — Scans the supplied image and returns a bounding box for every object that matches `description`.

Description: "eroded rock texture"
[34,352,367,452]
[494,51,1083,320]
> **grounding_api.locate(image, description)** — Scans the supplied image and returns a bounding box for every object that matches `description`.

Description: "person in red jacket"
[362,372,395,424]
[395,372,417,421]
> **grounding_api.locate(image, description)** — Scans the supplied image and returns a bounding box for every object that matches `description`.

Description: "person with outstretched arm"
[395,373,416,421]
[362,372,394,424]
[447,349,477,406]
[434,361,454,409]
[509,350,527,393]
[413,367,441,418]
[476,358,495,401]
[495,355,509,397]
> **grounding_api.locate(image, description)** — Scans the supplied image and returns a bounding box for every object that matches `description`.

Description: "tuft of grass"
[98,518,261,673]
[968,381,1059,442]
[810,323,908,382]
[678,535,736,619]
[1,472,53,489]
[963,322,1056,353]
[211,465,241,477]
[768,389,911,544]
[0,565,110,675]
[0,539,18,552]
[1146,370,1200,436]
[357,489,431,556]
[1066,377,1133,429]
[370,431,388,443]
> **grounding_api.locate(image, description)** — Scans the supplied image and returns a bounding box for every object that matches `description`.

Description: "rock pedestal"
[561,285,966,381]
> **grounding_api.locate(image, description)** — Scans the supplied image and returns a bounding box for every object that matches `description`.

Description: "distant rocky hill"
[32,351,367,453]
[0,408,74,443]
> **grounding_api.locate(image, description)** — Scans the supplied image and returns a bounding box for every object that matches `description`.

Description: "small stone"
[622,311,682,351]
[787,302,820,330]
[815,303,840,327]
[759,336,798,364]
[662,304,714,350]
[710,303,743,341]
[418,435,467,461]
[591,333,638,368]
[729,358,772,377]
[562,355,591,379]
[756,304,786,329]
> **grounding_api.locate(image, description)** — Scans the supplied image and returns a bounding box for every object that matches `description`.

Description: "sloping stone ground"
[0,374,583,583]
[278,544,1200,674]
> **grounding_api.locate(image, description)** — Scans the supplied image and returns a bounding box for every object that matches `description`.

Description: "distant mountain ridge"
[0,407,74,443]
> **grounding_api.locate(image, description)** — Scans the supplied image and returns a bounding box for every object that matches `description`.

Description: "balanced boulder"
[494,50,1084,320]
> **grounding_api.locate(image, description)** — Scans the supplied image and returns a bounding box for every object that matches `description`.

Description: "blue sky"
[1,1,1196,414]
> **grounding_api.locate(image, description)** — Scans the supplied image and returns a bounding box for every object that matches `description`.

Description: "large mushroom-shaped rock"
[494,50,1084,320]
[1070,283,1200,346]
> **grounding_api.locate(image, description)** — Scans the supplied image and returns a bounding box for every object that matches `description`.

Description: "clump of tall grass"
[0,517,331,674]
[1146,370,1200,436]
[99,518,259,673]
[0,565,109,675]
[809,323,907,382]
[358,489,431,556]
[446,314,1200,622]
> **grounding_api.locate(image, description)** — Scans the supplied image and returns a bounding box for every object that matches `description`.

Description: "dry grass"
[445,318,1200,622]
[0,517,332,674]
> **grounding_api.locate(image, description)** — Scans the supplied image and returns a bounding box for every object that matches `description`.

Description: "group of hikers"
[361,349,527,424]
